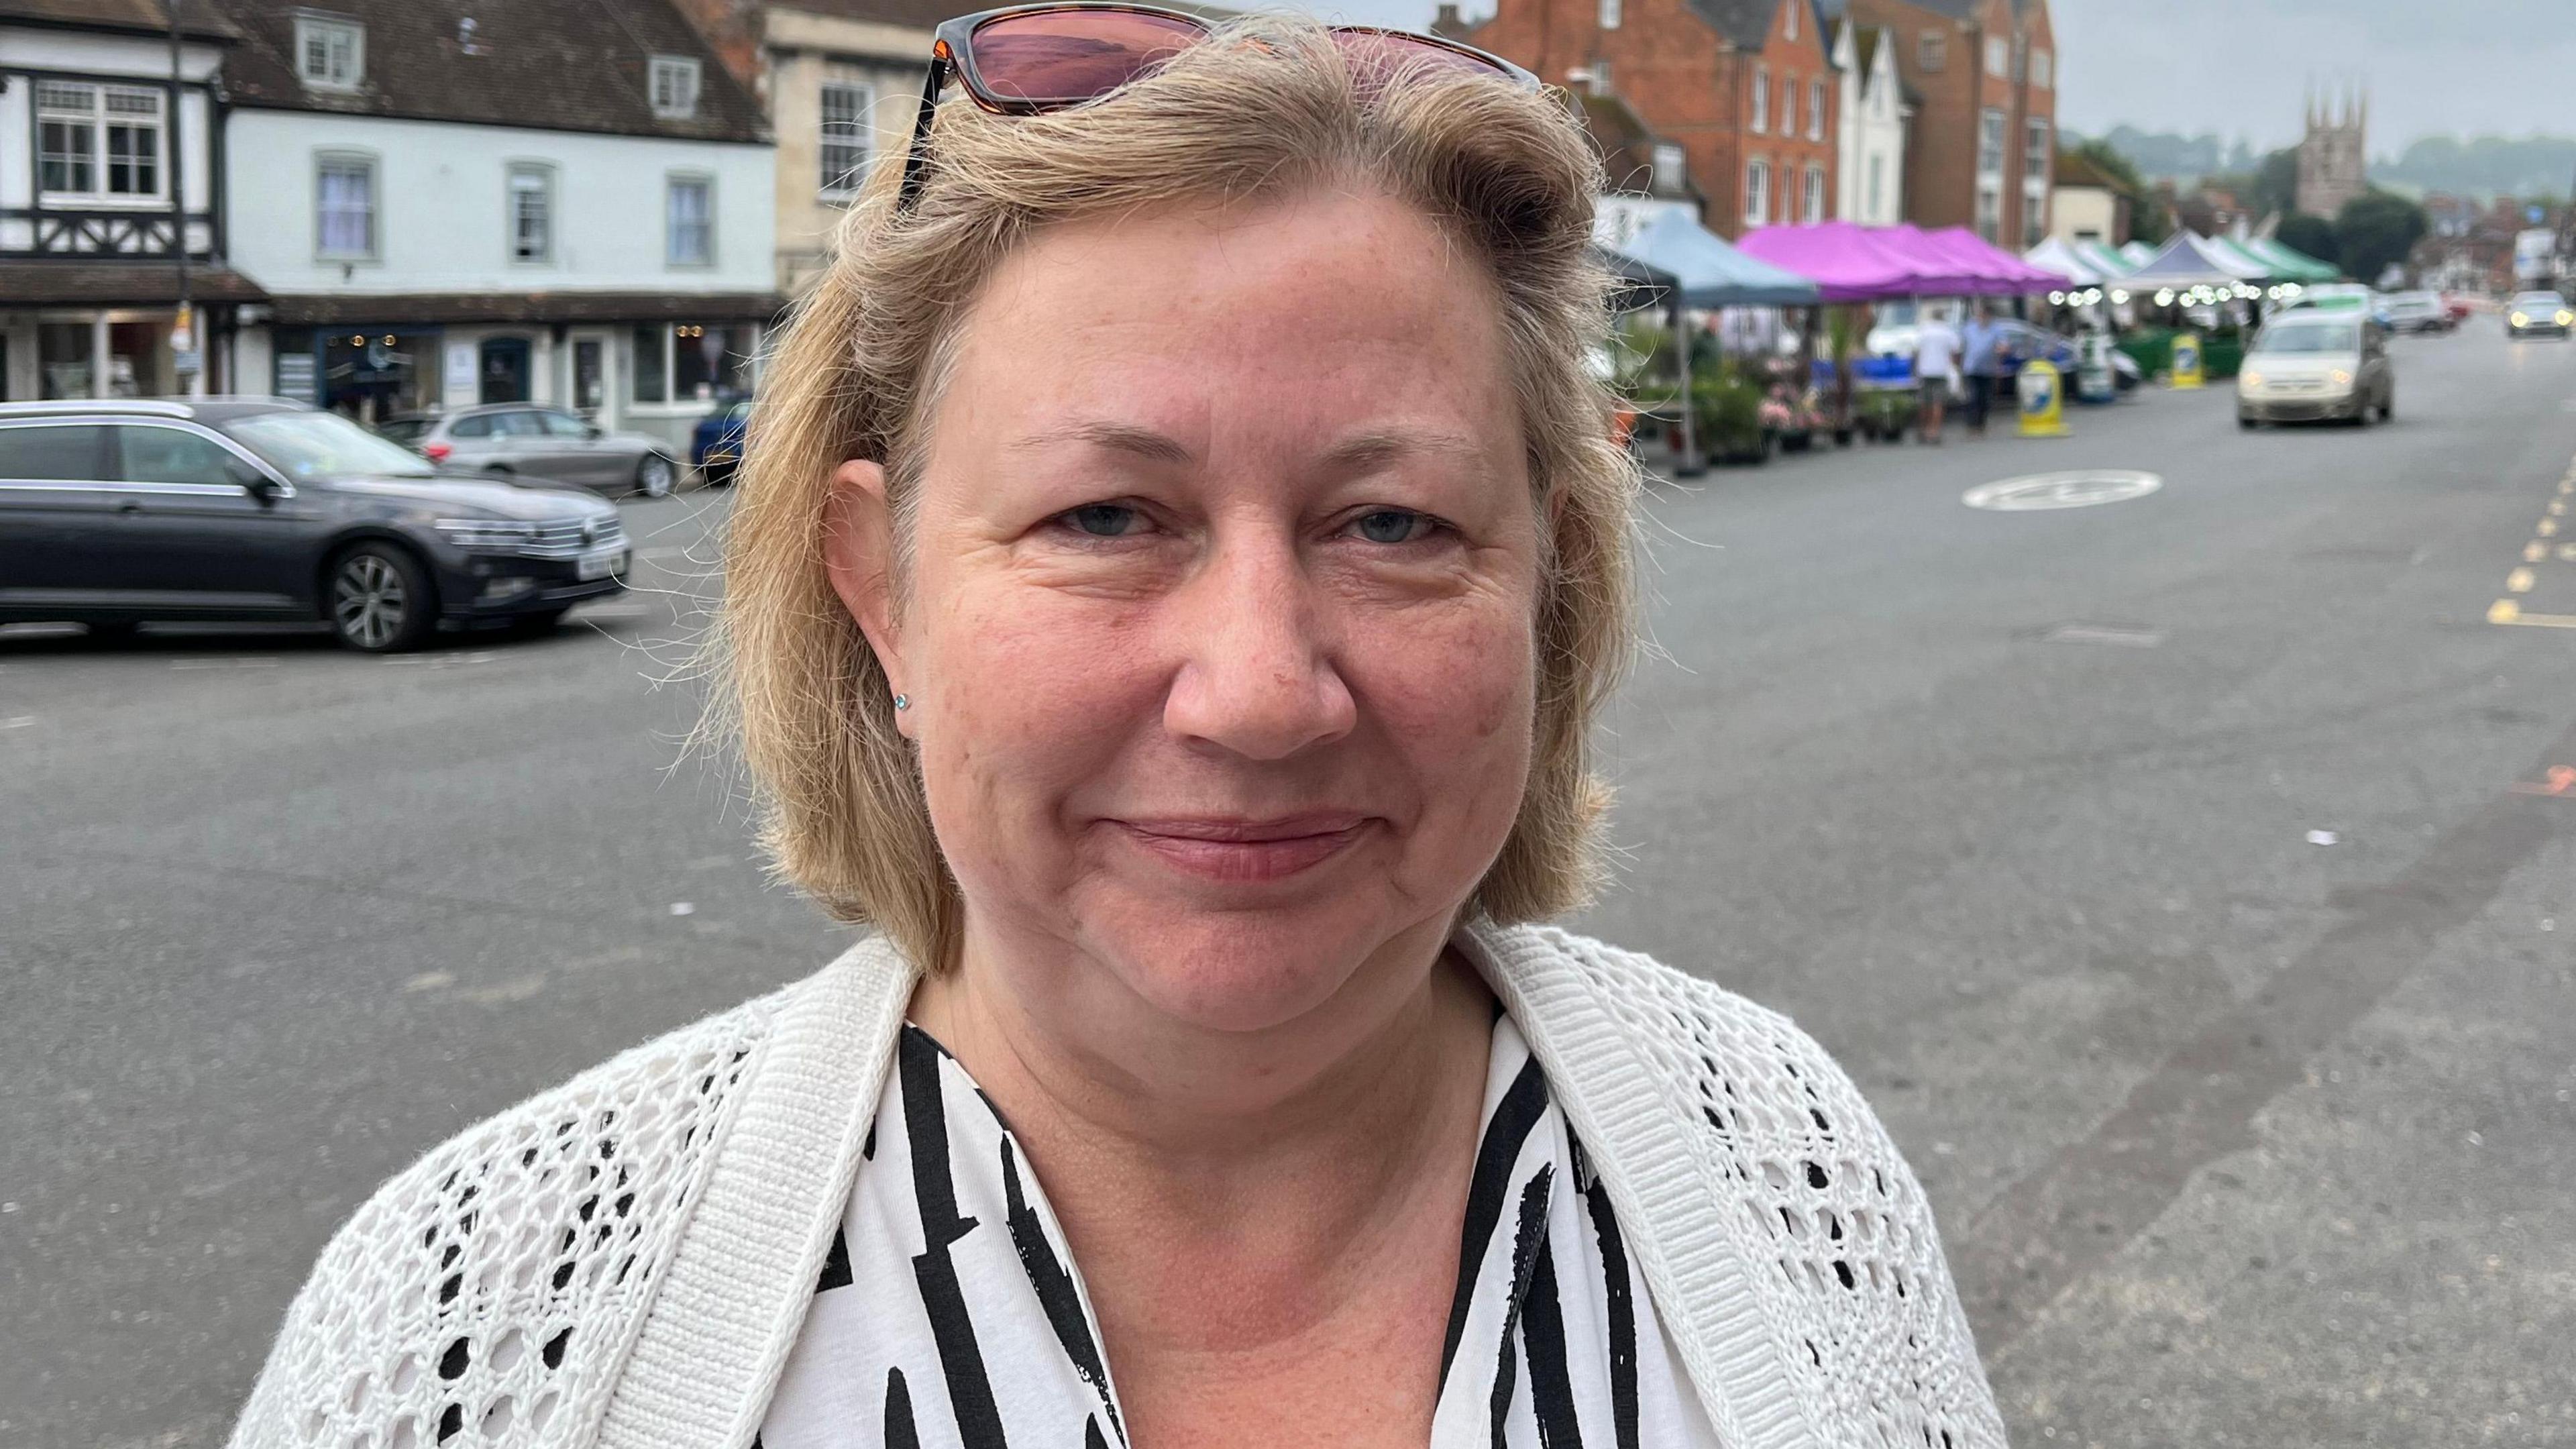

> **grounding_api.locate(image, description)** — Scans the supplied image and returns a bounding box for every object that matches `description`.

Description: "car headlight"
[2559,311,2573,326]
[2241,370,2265,388]
[435,518,540,551]
[2512,313,2529,327]
[2327,368,2353,389]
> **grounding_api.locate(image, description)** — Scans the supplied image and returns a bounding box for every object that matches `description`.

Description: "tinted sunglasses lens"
[1330,30,1519,85]
[967,9,1208,105]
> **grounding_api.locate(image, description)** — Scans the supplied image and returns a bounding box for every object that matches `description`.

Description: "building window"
[1866,154,1884,218]
[2023,190,2046,244]
[507,163,553,264]
[296,15,365,91]
[1804,164,1825,221]
[1599,0,1620,28]
[1751,65,1768,132]
[650,56,702,119]
[1978,107,2004,176]
[1919,32,1945,71]
[1976,184,2000,241]
[1984,36,2008,77]
[820,81,873,199]
[666,174,714,266]
[1784,0,1796,39]
[1652,142,1686,193]
[1591,59,1613,93]
[36,83,164,202]
[1744,159,1770,227]
[316,154,376,260]
[1809,77,1825,139]
[2024,117,2050,182]
[1781,72,1795,131]
[2029,48,2051,87]
[631,323,751,405]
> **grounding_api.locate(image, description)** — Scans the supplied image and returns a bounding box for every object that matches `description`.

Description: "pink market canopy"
[1739,221,2070,301]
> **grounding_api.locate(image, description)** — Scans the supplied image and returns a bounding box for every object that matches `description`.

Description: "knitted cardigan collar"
[229,924,2004,1449]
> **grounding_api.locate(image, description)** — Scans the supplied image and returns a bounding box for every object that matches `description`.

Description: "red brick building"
[1841,0,2054,248]
[1461,0,1837,237]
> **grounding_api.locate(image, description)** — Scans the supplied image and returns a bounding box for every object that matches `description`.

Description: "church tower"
[2296,82,2368,219]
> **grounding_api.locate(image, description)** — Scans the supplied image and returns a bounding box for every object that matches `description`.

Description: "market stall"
[1608,209,1821,470]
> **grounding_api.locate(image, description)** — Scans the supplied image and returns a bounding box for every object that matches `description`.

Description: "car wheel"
[634,453,675,498]
[327,543,435,653]
[2238,413,2257,430]
[2378,390,2394,422]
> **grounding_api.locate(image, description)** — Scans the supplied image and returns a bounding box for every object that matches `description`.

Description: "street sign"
[2170,332,2204,390]
[2018,360,2069,437]
[170,300,195,356]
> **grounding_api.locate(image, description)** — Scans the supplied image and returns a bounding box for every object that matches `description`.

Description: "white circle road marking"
[1963,470,2164,512]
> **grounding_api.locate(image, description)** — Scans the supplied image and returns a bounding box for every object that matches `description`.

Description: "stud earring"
[893,694,910,712]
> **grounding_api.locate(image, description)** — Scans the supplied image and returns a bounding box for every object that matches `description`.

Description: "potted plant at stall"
[1693,361,1770,466]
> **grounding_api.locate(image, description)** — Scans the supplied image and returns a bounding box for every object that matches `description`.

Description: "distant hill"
[2088,125,2576,203]
[2372,136,2576,200]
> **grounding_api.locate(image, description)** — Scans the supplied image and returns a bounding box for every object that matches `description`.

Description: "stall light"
[2282,283,2304,297]
[381,334,396,346]
[2110,288,2130,305]
[350,334,366,345]
[2155,288,2176,307]
[2049,290,2068,305]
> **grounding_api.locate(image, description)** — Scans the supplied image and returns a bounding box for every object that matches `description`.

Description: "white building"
[1829,17,1907,227]
[209,0,777,451]
[0,0,265,400]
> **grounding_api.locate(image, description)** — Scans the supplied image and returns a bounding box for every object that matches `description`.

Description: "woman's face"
[833,185,1541,1034]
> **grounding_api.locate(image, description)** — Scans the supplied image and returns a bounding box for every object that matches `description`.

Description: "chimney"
[1430,3,1470,40]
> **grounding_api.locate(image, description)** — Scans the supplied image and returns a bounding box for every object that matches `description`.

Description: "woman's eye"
[1061,503,1144,537]
[1350,509,1438,545]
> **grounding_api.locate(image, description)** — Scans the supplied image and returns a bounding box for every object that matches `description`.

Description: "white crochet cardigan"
[227,924,2004,1449]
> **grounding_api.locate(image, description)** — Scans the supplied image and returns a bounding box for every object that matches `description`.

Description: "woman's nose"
[1161,544,1356,761]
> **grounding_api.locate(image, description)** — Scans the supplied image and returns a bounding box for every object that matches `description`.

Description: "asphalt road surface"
[8,318,2574,1448]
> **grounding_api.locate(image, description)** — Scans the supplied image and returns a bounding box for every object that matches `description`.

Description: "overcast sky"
[1285,0,2576,156]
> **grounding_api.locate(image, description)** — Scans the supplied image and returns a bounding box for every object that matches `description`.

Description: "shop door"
[479,337,532,405]
[573,338,606,419]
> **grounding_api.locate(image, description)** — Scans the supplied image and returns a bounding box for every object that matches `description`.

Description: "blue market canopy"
[1611,209,1821,309]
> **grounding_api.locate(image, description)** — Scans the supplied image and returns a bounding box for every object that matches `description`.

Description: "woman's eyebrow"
[1322,428,1482,472]
[1010,421,1195,465]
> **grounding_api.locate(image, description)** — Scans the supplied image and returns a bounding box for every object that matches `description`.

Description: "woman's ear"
[822,460,910,730]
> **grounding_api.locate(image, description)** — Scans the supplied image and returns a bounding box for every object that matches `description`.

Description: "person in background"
[1960,303,2006,435]
[1915,305,1964,444]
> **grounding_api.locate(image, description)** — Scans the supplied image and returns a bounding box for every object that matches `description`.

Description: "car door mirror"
[229,458,282,501]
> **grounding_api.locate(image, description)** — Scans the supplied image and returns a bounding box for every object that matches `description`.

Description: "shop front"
[0,264,266,402]
[256,293,780,448]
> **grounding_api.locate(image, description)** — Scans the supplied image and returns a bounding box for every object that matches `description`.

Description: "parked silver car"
[378,405,678,498]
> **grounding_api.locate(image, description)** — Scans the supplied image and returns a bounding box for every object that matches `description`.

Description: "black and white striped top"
[757,1018,1721,1449]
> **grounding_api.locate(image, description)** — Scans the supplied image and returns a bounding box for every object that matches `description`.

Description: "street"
[7,319,2573,1447]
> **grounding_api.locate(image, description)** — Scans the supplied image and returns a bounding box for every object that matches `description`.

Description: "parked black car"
[0,397,629,651]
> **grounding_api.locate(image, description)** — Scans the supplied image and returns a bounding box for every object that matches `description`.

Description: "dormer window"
[651,56,702,120]
[295,13,365,91]
[1652,142,1685,193]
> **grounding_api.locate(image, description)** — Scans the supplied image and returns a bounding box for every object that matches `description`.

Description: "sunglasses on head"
[898,3,1542,213]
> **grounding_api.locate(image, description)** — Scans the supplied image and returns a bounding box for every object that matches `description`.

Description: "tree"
[2251,148,2300,221]
[2334,192,2430,287]
[2275,212,2339,271]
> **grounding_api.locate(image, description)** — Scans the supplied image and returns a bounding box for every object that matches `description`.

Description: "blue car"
[692,398,751,488]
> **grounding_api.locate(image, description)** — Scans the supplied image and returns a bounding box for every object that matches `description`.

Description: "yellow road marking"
[2555,500,2569,517]
[2496,610,2576,629]
[2544,519,2562,537]
[2509,567,2537,593]
[2561,544,2576,561]
[2490,599,2523,624]
[2528,541,2548,562]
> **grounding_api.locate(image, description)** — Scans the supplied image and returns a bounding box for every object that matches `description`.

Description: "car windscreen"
[2251,323,2358,354]
[223,411,437,479]
[2514,295,2564,310]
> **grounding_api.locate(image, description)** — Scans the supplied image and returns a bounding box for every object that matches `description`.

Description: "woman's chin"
[1082,904,1416,1036]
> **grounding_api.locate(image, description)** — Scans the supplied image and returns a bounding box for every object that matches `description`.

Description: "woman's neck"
[907,918,1496,1356]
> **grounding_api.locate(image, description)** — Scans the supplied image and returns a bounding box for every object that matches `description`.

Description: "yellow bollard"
[2018,358,2070,437]
[2169,331,2204,389]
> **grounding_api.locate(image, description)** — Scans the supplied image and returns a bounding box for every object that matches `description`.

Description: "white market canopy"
[2120,231,2267,289]
[2023,235,2104,286]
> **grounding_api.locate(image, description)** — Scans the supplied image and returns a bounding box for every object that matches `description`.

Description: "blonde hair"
[714,15,1638,970]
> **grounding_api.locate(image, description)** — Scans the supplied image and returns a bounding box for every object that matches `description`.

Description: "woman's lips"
[1110,814,1373,883]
